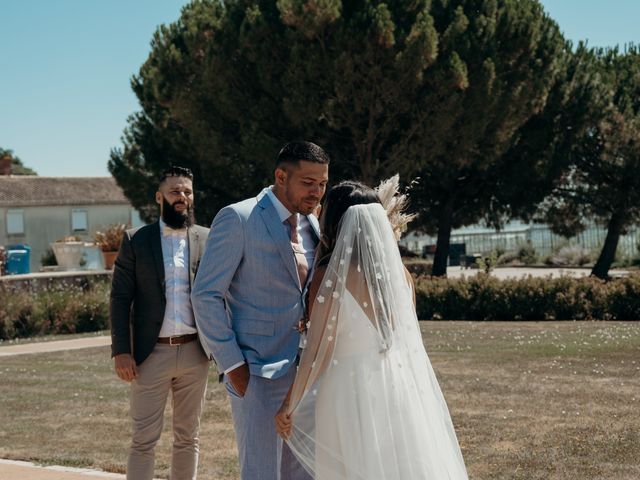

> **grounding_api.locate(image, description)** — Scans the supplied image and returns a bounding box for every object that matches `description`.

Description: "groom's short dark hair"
[276,141,330,169]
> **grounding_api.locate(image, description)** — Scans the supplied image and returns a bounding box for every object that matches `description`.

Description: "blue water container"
[6,244,31,274]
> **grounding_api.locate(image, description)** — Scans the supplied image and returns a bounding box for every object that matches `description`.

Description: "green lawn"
[0,321,638,479]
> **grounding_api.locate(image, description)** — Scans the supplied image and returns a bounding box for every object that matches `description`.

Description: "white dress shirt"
[158,218,197,337]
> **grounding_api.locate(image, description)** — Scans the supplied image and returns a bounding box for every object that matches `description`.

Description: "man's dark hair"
[276,141,330,169]
[159,165,194,186]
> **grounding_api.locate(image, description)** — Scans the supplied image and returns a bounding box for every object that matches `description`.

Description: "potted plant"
[50,236,85,270]
[40,247,59,272]
[93,224,127,269]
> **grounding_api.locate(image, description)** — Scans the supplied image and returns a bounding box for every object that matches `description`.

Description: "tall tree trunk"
[432,200,455,277]
[591,212,623,280]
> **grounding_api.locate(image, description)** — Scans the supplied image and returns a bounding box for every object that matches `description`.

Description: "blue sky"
[1,0,639,177]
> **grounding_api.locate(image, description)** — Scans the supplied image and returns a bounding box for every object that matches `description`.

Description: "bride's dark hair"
[316,180,381,267]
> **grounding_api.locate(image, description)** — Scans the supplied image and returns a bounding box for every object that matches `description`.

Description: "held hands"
[114,353,138,382]
[296,318,308,334]
[227,364,250,397]
[275,401,293,440]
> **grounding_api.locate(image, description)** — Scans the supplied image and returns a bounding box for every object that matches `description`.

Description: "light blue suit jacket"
[192,189,319,379]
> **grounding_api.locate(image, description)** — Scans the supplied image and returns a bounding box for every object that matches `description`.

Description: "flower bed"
[0,273,111,339]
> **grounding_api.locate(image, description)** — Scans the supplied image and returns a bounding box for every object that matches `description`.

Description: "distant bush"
[545,244,592,267]
[0,277,110,340]
[40,248,57,267]
[497,243,538,267]
[414,273,640,320]
[398,245,419,258]
[403,260,433,277]
[517,242,538,265]
[497,250,519,266]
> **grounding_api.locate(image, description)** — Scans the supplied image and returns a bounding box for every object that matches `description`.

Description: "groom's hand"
[227,364,250,397]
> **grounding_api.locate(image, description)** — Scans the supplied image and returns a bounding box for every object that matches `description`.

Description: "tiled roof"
[0,176,131,207]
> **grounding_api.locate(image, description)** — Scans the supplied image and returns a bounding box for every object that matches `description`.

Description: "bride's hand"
[275,402,293,439]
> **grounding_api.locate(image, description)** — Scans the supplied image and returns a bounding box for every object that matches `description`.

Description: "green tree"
[542,47,640,279]
[110,0,449,224]
[496,44,604,223]
[409,0,569,276]
[0,148,37,175]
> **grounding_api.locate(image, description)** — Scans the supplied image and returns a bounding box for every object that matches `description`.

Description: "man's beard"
[162,196,194,229]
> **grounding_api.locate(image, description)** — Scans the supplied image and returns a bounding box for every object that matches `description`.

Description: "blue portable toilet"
[6,244,31,274]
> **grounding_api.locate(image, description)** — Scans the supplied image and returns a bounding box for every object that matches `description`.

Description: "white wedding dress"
[283,204,468,479]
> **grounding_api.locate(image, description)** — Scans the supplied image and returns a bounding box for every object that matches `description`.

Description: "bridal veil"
[283,203,468,479]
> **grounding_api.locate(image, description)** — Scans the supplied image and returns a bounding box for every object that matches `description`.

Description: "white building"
[0,176,144,272]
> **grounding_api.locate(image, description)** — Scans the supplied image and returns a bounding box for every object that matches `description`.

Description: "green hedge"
[415,273,640,320]
[2,273,640,340]
[0,277,110,340]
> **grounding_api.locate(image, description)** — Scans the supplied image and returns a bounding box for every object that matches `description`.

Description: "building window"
[72,209,88,232]
[7,210,24,235]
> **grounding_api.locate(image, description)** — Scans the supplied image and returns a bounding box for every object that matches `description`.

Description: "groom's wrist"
[224,361,246,375]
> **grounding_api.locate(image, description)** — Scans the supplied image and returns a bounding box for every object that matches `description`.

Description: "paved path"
[446,266,629,279]
[0,335,110,357]
[0,456,126,479]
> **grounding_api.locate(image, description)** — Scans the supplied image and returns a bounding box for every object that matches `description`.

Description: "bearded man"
[110,165,211,480]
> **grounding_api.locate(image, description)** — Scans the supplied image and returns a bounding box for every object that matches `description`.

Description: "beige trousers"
[127,340,209,480]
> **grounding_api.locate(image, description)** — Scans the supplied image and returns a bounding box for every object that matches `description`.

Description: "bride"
[275,180,468,479]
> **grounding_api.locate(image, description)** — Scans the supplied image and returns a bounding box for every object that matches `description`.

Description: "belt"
[157,333,198,346]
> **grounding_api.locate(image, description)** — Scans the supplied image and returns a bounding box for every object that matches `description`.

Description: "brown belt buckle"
[169,336,180,346]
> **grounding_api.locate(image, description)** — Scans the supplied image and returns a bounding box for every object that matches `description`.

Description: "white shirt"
[158,218,197,337]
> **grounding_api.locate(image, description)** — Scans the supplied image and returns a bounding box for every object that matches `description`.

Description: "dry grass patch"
[0,321,638,479]
[426,321,640,480]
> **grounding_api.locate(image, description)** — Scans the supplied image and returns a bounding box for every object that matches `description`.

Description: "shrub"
[403,260,433,277]
[414,273,640,320]
[517,242,537,265]
[0,277,110,340]
[549,244,592,267]
[496,243,537,267]
[477,251,499,274]
[497,250,519,266]
[41,248,57,266]
[398,245,419,258]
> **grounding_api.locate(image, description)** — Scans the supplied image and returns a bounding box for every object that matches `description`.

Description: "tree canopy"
[111,0,602,281]
[541,46,640,279]
[110,0,455,223]
[0,148,37,175]
[407,0,570,275]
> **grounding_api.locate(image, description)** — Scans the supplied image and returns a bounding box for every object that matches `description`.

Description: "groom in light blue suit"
[192,141,329,480]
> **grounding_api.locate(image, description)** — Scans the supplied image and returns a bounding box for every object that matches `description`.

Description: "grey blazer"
[191,189,320,379]
[110,221,210,365]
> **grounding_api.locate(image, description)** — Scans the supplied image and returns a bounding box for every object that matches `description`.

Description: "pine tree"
[542,46,640,279]
[110,0,441,223]
[409,0,568,276]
